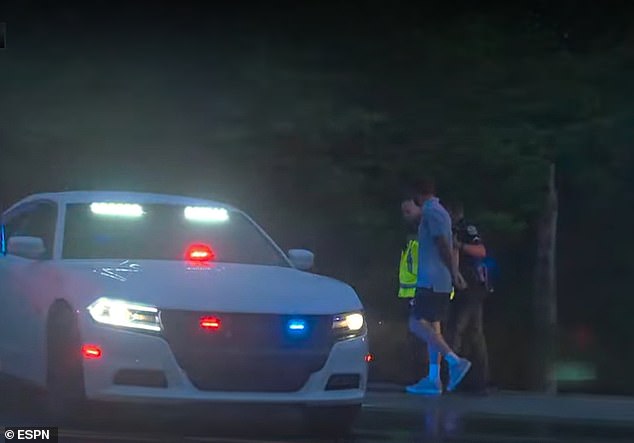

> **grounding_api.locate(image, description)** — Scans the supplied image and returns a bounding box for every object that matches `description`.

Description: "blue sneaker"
[447,358,472,392]
[406,377,442,395]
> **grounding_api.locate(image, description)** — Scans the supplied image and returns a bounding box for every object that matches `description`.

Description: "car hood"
[64,260,363,315]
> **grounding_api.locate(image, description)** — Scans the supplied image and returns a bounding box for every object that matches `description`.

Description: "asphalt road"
[2,384,634,443]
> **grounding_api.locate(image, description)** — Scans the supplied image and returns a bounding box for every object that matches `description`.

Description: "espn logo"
[4,427,58,442]
[1,23,5,49]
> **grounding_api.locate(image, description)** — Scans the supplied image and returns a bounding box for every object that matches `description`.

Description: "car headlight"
[332,312,366,340]
[87,297,162,332]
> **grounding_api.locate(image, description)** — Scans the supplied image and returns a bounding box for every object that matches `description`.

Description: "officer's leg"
[446,298,458,352]
[463,297,479,359]
[450,294,470,354]
[472,299,490,389]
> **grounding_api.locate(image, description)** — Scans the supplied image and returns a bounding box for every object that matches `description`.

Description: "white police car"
[0,192,368,432]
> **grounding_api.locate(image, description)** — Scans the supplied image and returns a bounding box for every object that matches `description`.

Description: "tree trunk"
[533,163,558,393]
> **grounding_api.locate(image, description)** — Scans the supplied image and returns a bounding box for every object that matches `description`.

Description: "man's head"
[400,177,436,224]
[445,200,464,222]
[401,197,422,225]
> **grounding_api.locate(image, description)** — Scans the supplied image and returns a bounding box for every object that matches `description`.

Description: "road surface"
[2,382,633,442]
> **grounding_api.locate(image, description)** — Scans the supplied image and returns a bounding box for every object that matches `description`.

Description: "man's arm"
[435,235,458,276]
[437,235,467,290]
[426,209,458,276]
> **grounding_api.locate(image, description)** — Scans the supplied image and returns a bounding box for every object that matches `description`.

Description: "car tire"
[46,304,87,423]
[302,404,361,438]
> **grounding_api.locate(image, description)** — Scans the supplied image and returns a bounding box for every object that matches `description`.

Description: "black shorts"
[412,287,451,322]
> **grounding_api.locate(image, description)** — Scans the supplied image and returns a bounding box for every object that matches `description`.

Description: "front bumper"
[78,312,368,405]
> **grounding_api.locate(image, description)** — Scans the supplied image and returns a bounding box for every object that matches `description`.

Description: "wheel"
[46,304,87,423]
[303,404,361,438]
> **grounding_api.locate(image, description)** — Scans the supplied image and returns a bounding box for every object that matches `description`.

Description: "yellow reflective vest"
[398,240,418,298]
[398,239,454,299]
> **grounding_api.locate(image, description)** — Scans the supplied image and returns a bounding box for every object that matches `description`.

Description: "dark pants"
[449,290,489,390]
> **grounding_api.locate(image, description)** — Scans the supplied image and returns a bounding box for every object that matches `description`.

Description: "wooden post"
[533,163,558,393]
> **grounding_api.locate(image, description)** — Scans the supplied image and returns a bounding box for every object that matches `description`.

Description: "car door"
[0,201,58,382]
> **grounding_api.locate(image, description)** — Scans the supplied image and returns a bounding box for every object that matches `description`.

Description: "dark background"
[1,1,633,394]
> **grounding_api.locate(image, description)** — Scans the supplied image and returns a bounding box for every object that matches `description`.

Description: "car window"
[2,209,26,242]
[62,203,290,267]
[3,202,57,259]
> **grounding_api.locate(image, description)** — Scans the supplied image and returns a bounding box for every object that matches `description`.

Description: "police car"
[0,191,368,432]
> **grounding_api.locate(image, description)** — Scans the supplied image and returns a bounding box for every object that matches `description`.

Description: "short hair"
[401,187,420,205]
[401,177,435,205]
[414,177,436,197]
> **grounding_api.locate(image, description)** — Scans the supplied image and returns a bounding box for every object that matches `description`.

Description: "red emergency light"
[82,344,103,359]
[186,244,215,262]
[200,316,221,331]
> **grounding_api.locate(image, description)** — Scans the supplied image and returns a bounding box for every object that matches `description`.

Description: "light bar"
[184,206,229,222]
[90,202,144,217]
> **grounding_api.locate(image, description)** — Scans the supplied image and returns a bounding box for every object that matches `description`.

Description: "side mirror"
[288,249,314,271]
[7,236,46,260]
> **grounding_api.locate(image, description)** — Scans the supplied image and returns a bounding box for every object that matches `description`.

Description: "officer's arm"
[456,224,487,259]
[461,242,486,259]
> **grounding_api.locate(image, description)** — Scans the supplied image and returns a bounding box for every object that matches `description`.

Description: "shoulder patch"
[467,225,478,235]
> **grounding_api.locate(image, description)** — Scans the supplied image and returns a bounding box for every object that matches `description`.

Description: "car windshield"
[62,203,289,267]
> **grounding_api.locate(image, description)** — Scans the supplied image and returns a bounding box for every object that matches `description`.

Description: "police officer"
[445,200,490,394]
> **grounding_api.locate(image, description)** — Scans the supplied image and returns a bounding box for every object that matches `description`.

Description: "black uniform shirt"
[454,218,485,288]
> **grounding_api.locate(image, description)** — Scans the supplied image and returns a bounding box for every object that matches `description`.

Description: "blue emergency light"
[286,318,308,336]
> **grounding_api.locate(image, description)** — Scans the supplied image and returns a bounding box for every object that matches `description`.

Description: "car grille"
[160,310,334,392]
